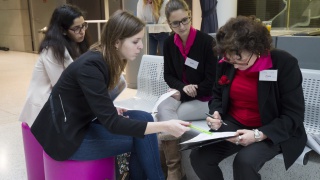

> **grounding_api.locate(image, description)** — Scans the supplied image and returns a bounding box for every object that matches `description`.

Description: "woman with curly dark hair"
[190,15,307,180]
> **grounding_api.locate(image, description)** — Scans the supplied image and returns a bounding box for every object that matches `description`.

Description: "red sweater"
[228,70,262,127]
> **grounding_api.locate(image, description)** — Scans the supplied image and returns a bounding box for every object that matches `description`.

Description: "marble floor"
[0,51,136,180]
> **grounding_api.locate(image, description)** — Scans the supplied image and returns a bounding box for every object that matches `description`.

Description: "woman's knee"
[190,149,201,170]
[158,100,174,113]
[124,110,153,122]
[157,97,180,121]
[190,149,208,168]
[233,151,257,170]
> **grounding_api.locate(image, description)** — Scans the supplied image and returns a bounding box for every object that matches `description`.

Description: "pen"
[189,124,212,135]
[205,112,228,126]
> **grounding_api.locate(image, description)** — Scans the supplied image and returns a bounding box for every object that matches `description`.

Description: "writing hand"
[206,111,223,130]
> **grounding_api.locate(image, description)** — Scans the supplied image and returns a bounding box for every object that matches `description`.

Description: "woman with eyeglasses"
[156,0,217,179]
[137,0,170,55]
[19,4,90,126]
[190,16,307,180]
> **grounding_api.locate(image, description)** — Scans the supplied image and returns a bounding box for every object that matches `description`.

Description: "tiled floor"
[0,51,136,180]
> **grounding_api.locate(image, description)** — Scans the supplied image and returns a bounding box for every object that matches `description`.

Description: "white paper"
[152,90,178,114]
[185,57,199,69]
[180,131,236,144]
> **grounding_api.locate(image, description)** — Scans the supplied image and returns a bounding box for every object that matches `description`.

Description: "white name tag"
[259,70,278,81]
[185,57,199,69]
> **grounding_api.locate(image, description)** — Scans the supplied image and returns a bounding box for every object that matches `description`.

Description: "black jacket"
[209,49,307,169]
[31,51,147,161]
[163,30,217,102]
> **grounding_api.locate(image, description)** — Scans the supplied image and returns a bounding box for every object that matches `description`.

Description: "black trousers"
[190,114,281,180]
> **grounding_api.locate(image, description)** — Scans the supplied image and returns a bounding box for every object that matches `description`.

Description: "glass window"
[237,0,320,29]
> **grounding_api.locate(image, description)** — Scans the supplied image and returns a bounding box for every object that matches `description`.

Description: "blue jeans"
[69,110,164,180]
[148,32,169,55]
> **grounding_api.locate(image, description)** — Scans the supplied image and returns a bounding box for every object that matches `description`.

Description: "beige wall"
[0,0,65,52]
[28,0,66,52]
[192,0,201,30]
[0,0,32,52]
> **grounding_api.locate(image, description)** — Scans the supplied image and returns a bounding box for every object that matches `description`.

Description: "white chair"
[109,74,127,101]
[274,69,320,165]
[114,55,169,113]
[301,69,320,134]
[300,69,320,158]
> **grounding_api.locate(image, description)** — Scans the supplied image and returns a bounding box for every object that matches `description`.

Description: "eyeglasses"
[69,22,88,34]
[169,17,191,28]
[221,50,254,65]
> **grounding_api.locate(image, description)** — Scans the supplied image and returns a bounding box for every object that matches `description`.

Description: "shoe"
[0,47,9,51]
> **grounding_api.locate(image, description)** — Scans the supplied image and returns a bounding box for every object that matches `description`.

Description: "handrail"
[86,20,108,41]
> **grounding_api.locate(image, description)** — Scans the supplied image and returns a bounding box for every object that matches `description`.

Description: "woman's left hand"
[206,111,222,130]
[183,84,198,97]
[117,108,128,117]
[227,129,260,146]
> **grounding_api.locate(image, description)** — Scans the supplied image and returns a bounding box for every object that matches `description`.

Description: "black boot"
[0,47,9,51]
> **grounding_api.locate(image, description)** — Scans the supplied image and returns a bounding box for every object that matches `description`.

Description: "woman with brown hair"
[157,0,217,179]
[31,10,190,180]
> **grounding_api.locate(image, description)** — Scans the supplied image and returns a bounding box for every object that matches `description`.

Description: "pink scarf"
[174,26,197,60]
[246,53,273,72]
[173,26,197,85]
[218,52,273,72]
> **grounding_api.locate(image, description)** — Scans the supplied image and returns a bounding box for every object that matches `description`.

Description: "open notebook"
[152,90,177,114]
[180,131,236,151]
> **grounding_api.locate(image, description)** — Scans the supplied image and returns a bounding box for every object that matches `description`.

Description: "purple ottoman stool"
[43,152,115,180]
[21,122,45,180]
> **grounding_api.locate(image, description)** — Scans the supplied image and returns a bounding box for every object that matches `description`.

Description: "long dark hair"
[39,4,90,66]
[90,10,145,90]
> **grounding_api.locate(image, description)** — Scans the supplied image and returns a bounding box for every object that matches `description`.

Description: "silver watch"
[253,129,261,142]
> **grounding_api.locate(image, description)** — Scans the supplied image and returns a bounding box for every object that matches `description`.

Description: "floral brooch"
[218,75,230,86]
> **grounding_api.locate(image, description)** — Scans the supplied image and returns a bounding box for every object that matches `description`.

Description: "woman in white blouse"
[19,4,90,126]
[137,0,170,55]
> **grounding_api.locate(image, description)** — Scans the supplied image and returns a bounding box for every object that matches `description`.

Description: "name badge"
[185,57,199,69]
[259,70,278,81]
